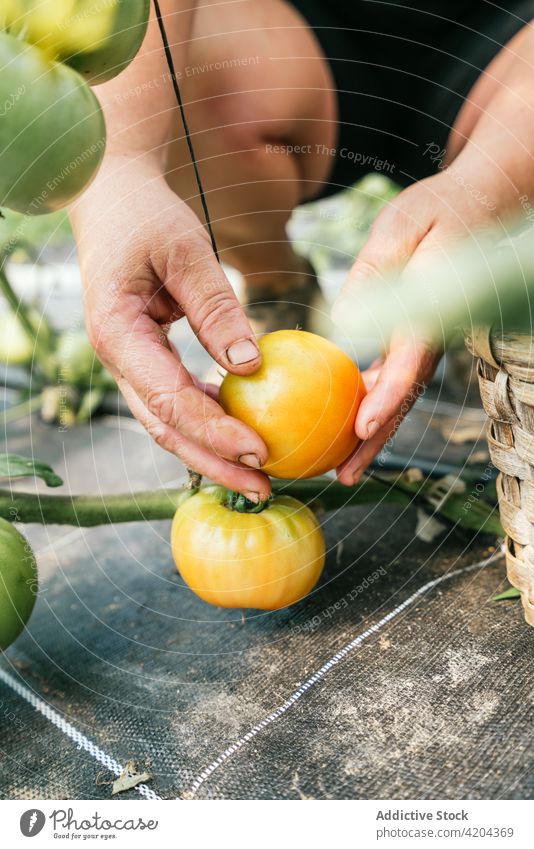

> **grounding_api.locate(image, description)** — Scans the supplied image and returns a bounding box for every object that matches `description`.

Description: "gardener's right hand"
[71,161,270,501]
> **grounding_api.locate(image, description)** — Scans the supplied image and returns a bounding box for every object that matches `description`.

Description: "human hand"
[72,160,270,500]
[332,167,503,484]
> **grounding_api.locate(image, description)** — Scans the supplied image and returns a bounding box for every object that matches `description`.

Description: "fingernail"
[366,419,380,439]
[226,338,259,365]
[239,453,261,469]
[243,490,261,504]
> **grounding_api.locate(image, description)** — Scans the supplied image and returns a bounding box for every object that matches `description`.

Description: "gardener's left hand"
[332,167,503,485]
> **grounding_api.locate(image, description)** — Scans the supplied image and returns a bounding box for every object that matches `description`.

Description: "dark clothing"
[289,0,533,194]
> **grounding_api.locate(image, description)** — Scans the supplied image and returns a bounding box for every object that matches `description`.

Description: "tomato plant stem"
[0,265,38,349]
[0,394,43,425]
[0,475,502,534]
[0,479,389,526]
[0,488,193,526]
[0,263,55,376]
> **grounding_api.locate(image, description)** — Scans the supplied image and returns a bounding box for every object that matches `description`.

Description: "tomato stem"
[186,468,202,492]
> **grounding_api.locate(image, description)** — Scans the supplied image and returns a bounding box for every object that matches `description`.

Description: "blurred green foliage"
[291,173,400,272]
[0,208,73,261]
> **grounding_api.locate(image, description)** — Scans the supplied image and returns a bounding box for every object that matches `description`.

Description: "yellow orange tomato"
[220,330,366,479]
[171,487,325,610]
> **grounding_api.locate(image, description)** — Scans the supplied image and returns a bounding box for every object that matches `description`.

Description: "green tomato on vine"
[0,0,149,214]
[3,0,150,84]
[0,518,37,651]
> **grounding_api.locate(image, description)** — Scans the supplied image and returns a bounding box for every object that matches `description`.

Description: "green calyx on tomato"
[171,486,325,610]
[224,489,270,514]
[0,518,37,650]
[0,33,106,214]
[3,0,150,85]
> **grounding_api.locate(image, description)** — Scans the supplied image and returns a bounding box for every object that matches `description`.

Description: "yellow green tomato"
[3,0,150,84]
[0,310,51,366]
[171,486,325,610]
[0,33,106,214]
[0,518,37,650]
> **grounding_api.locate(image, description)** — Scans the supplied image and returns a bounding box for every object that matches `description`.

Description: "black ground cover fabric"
[0,406,532,800]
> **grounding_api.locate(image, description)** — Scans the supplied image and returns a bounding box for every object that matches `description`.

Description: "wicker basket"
[465,325,534,626]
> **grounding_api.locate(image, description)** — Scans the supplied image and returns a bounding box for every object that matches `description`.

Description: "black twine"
[152,0,220,261]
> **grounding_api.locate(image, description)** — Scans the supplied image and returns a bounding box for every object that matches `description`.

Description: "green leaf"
[0,454,63,487]
[439,492,503,536]
[491,586,521,602]
[382,472,503,536]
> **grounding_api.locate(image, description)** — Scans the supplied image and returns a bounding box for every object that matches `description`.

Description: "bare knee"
[177,0,336,194]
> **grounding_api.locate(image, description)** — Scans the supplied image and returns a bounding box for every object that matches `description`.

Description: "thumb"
[161,235,261,375]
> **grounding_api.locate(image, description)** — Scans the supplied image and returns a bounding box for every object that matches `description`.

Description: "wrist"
[69,153,167,231]
[82,151,166,188]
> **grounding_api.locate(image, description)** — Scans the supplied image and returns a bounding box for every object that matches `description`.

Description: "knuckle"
[146,389,178,427]
[196,290,242,337]
[352,256,385,282]
[372,205,403,237]
[168,237,211,278]
[144,417,187,456]
[375,192,414,228]
[145,419,170,449]
[146,423,187,460]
